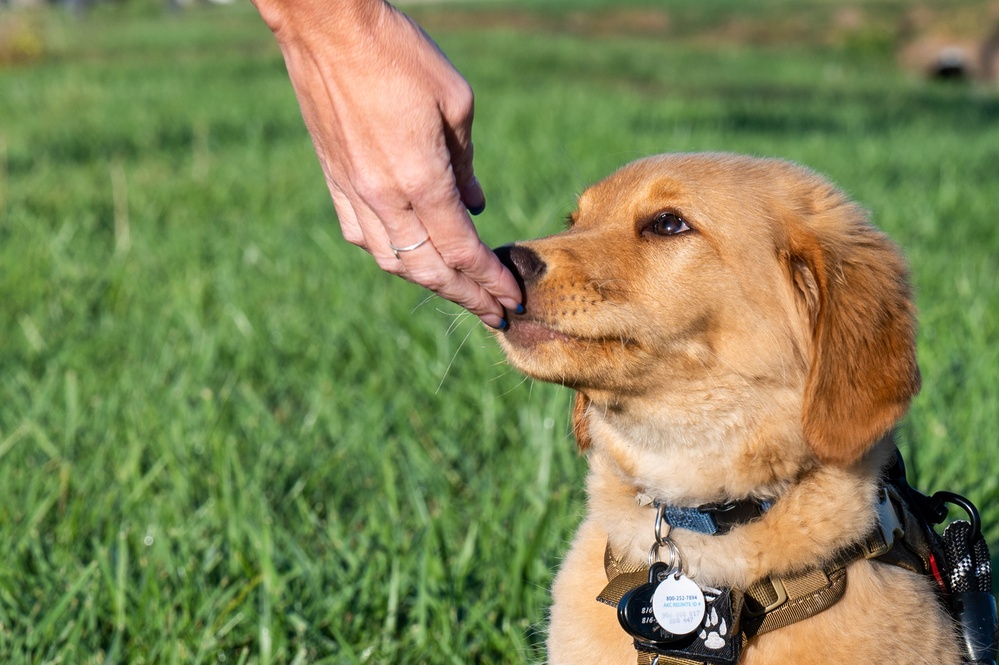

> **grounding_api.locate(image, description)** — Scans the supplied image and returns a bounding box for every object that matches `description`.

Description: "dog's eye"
[648,211,691,237]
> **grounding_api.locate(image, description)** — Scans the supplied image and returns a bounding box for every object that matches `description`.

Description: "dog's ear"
[572,392,593,453]
[788,194,921,465]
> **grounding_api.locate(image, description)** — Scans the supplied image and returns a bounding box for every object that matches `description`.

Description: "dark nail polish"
[469,203,486,216]
[515,304,525,315]
[498,318,508,331]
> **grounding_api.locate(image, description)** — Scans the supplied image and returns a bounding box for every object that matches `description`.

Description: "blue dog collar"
[658,499,772,535]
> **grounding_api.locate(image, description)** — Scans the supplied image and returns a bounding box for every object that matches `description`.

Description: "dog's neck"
[582,386,814,505]
[581,395,893,588]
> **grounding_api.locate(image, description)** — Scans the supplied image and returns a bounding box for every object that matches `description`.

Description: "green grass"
[0,1,997,662]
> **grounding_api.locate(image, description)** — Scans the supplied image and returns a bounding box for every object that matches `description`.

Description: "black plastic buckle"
[699,499,769,535]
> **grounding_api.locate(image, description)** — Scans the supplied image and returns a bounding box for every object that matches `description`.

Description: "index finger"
[409,176,523,311]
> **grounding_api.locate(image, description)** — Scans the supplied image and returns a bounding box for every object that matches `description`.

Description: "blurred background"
[1,1,997,663]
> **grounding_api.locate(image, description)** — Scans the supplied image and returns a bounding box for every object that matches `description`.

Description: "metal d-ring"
[654,501,671,546]
[931,490,983,542]
[648,538,682,573]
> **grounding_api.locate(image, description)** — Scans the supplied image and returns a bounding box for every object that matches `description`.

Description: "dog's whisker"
[488,363,518,381]
[587,278,636,297]
[496,373,531,398]
[559,143,585,192]
[444,310,473,337]
[414,292,438,313]
[435,319,477,394]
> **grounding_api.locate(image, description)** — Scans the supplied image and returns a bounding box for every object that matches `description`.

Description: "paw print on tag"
[699,605,728,650]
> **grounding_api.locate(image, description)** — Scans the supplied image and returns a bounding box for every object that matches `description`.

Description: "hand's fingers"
[444,125,484,214]
[394,241,509,330]
[439,82,485,215]
[335,138,519,317]
[341,187,509,328]
[329,185,368,250]
[438,234,523,313]
[406,177,522,311]
[344,129,516,308]
[370,210,508,327]
[459,173,486,216]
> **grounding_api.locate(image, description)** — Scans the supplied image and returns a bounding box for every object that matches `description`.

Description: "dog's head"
[495,153,920,466]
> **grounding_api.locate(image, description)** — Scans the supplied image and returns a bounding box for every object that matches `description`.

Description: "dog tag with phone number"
[618,562,706,643]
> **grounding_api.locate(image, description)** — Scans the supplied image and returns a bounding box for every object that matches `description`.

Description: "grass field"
[1,1,997,662]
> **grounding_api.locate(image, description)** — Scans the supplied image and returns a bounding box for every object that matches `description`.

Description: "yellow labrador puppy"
[495,154,962,664]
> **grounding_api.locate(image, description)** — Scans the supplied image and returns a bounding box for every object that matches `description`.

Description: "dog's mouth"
[503,316,637,349]
[503,318,575,347]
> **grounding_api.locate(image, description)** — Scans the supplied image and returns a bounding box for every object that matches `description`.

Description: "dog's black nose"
[494,244,546,299]
[494,244,545,310]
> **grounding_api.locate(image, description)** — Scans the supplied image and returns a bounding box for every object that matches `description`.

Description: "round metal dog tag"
[651,573,706,636]
[618,580,678,643]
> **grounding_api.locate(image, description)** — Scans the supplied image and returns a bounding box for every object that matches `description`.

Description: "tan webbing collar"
[599,541,856,627]
[599,545,855,665]
[598,487,906,665]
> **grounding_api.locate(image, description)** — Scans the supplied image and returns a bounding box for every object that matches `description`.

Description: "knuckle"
[352,171,395,206]
[451,80,474,118]
[399,164,450,203]
[350,168,377,193]
[373,253,405,276]
[357,169,437,210]
[396,173,431,201]
[341,227,365,247]
[424,274,453,295]
[414,267,456,295]
[441,243,482,273]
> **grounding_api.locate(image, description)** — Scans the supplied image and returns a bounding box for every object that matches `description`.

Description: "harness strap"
[741,566,847,638]
[601,449,994,665]
[600,543,856,665]
[636,648,717,665]
[599,486,907,665]
[597,544,650,606]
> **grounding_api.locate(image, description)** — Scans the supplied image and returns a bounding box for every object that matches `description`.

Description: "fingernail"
[461,176,486,215]
[514,303,525,315]
[482,314,507,330]
[498,297,521,312]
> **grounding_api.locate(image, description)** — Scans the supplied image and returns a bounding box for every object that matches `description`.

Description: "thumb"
[459,173,486,216]
[446,127,485,214]
[441,89,486,215]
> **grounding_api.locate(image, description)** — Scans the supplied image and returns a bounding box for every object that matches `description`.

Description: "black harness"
[881,450,997,665]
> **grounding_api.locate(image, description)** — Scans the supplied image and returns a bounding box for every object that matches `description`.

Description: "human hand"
[252,0,522,329]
